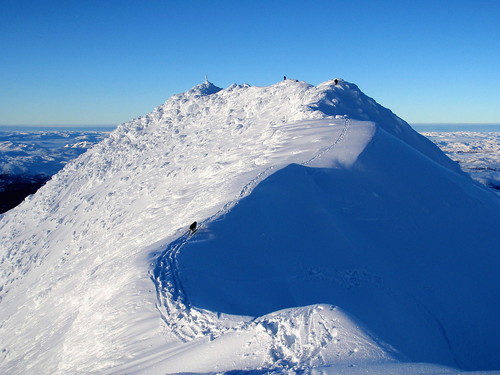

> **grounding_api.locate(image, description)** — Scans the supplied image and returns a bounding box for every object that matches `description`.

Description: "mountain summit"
[185,80,222,96]
[0,79,499,374]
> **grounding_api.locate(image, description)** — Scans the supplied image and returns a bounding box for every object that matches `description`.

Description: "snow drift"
[0,79,499,374]
[178,126,500,369]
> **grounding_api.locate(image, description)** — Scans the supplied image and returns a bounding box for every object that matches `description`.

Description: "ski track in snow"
[149,118,352,367]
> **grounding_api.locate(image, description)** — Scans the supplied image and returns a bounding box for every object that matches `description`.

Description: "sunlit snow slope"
[0,79,499,375]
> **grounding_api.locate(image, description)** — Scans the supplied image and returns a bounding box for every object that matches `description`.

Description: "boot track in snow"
[150,118,351,346]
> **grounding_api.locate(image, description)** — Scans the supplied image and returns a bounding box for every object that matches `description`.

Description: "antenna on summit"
[204,74,208,83]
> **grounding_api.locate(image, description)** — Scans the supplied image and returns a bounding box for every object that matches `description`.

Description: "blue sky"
[1,0,499,126]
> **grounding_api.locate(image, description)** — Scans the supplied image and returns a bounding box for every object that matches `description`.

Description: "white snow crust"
[0,79,499,375]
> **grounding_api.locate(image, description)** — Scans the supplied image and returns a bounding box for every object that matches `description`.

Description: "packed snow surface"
[0,79,499,375]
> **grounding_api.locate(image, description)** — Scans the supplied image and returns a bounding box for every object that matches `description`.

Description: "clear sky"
[1,0,499,126]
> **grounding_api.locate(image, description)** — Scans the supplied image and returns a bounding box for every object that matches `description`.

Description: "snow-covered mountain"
[0,79,499,375]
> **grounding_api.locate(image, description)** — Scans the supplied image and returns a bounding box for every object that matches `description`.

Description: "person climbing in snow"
[189,221,197,234]
[334,79,339,85]
[284,76,287,80]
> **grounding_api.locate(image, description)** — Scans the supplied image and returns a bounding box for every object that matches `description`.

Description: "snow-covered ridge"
[0,79,498,374]
[0,78,446,287]
[1,79,379,301]
[118,78,459,174]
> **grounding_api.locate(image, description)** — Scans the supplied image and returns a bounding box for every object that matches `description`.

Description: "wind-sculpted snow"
[177,129,500,370]
[0,79,498,375]
[145,119,393,373]
[126,304,398,374]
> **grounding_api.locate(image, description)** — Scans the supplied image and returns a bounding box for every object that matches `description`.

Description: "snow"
[0,79,499,375]
[119,305,398,374]
[169,125,500,372]
[1,129,497,205]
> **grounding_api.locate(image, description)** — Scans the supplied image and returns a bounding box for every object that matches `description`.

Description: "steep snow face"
[0,79,494,374]
[310,80,463,174]
[178,127,500,370]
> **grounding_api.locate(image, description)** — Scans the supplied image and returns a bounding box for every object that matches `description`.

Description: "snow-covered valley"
[0,130,108,213]
[422,131,500,194]
[0,79,499,375]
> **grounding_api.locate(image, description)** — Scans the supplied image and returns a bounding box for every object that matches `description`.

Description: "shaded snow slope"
[178,126,500,370]
[0,79,496,374]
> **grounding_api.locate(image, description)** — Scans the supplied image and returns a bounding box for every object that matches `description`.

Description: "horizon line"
[2,122,500,127]
[0,123,121,128]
